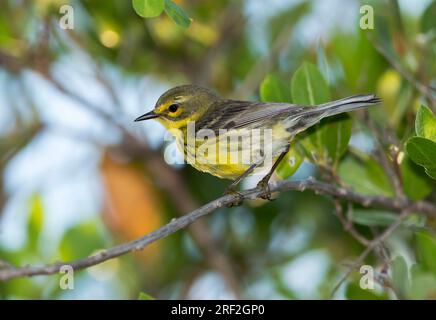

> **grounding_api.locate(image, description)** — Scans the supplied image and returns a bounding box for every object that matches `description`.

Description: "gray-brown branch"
[1,178,435,281]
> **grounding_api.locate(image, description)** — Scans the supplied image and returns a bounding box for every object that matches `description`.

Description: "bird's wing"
[196,100,305,132]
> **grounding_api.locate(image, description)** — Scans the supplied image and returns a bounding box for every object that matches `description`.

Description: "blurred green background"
[0,0,435,299]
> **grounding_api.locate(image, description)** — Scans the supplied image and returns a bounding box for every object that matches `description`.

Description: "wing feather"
[196,100,304,132]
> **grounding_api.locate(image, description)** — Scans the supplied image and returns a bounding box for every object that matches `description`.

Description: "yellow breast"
[173,123,292,180]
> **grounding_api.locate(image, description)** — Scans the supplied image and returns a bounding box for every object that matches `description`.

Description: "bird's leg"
[257,147,290,200]
[224,162,259,207]
[225,162,258,192]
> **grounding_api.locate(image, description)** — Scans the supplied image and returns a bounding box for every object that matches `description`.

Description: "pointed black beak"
[134,110,158,122]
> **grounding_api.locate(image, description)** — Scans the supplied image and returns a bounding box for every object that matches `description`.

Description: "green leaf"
[291,62,330,105]
[400,156,433,200]
[291,62,352,166]
[132,0,165,18]
[406,137,436,167]
[138,292,155,300]
[365,159,396,196]
[351,209,397,227]
[405,136,436,180]
[391,255,410,298]
[402,213,427,228]
[164,0,191,28]
[345,282,385,300]
[331,30,384,92]
[338,156,394,197]
[321,115,352,165]
[298,115,352,167]
[59,222,106,260]
[416,105,436,142]
[260,74,291,103]
[425,167,436,180]
[276,146,303,179]
[421,0,436,33]
[408,265,436,299]
[416,231,436,274]
[27,194,44,250]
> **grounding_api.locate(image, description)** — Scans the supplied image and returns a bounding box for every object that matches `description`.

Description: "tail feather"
[316,94,381,117]
[284,94,381,132]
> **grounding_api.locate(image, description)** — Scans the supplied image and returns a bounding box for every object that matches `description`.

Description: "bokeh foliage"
[0,0,435,300]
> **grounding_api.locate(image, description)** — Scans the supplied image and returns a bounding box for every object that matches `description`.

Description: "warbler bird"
[135,84,380,198]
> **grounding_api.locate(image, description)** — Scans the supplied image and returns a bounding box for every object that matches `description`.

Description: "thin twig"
[330,208,413,298]
[365,115,407,203]
[333,200,370,246]
[0,259,14,270]
[1,178,435,282]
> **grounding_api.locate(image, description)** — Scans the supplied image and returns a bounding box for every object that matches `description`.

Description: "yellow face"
[134,84,219,130]
[153,95,191,130]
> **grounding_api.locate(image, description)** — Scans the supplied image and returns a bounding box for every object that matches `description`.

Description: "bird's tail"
[284,94,381,133]
[313,94,381,117]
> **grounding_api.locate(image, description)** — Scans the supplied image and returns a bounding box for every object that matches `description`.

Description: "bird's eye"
[168,104,179,113]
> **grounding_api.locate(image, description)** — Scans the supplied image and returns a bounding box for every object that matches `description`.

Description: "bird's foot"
[223,187,244,207]
[256,179,273,201]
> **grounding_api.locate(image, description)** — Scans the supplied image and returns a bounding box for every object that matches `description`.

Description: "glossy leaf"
[405,105,436,180]
[425,167,436,180]
[132,0,165,18]
[400,156,433,200]
[416,105,436,142]
[164,0,191,28]
[320,115,352,166]
[331,30,384,92]
[291,62,351,167]
[276,146,303,179]
[298,115,352,167]
[391,255,409,298]
[405,137,436,180]
[351,209,397,227]
[416,231,436,274]
[291,62,330,105]
[353,210,427,229]
[260,74,291,103]
[338,156,394,197]
[406,137,436,168]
